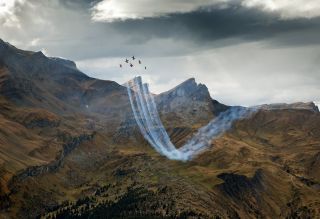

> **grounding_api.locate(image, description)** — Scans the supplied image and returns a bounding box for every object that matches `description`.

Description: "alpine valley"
[0,39,319,218]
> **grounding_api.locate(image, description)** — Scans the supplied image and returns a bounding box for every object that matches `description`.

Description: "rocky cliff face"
[155,78,229,128]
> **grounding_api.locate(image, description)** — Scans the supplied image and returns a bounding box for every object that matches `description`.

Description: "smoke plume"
[126,76,257,161]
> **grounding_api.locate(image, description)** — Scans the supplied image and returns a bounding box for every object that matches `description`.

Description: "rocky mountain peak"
[0,38,8,49]
[50,57,77,69]
[159,78,211,102]
[0,38,30,57]
[175,77,197,89]
[0,38,87,80]
[155,78,219,127]
[0,38,12,48]
[0,39,17,56]
[31,51,48,60]
[0,38,78,71]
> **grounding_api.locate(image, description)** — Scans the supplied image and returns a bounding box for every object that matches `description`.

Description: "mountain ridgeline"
[0,39,319,218]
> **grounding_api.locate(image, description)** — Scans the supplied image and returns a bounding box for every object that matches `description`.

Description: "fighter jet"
[132,56,135,60]
[139,60,141,64]
[120,64,122,68]
[130,63,134,67]
[125,59,129,63]
[145,66,147,70]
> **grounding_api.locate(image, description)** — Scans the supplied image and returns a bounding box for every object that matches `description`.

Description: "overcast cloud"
[0,0,319,107]
[92,0,320,21]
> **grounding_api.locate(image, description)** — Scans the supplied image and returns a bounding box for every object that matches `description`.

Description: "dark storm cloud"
[109,4,320,48]
[58,0,97,8]
[1,0,320,59]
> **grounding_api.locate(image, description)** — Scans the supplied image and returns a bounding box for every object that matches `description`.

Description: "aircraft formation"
[120,56,147,70]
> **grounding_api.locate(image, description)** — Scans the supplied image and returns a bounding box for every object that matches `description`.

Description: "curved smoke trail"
[126,76,257,161]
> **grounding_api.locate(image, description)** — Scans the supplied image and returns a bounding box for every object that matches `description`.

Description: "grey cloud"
[1,0,320,60]
[109,4,320,49]
[90,0,320,21]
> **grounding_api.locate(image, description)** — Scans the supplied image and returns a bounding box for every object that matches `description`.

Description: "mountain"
[155,77,229,147]
[0,39,319,218]
[0,38,129,116]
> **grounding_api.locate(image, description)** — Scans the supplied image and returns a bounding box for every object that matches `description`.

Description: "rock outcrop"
[155,78,229,127]
[258,102,319,113]
[9,133,95,188]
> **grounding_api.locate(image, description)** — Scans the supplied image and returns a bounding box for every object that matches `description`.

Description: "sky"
[0,0,319,106]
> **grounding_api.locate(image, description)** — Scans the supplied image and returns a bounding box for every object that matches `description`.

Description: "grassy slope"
[1,107,319,218]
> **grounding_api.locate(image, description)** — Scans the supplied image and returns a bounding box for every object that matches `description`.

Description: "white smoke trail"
[142,83,177,152]
[127,77,183,160]
[125,76,257,161]
[179,106,255,159]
